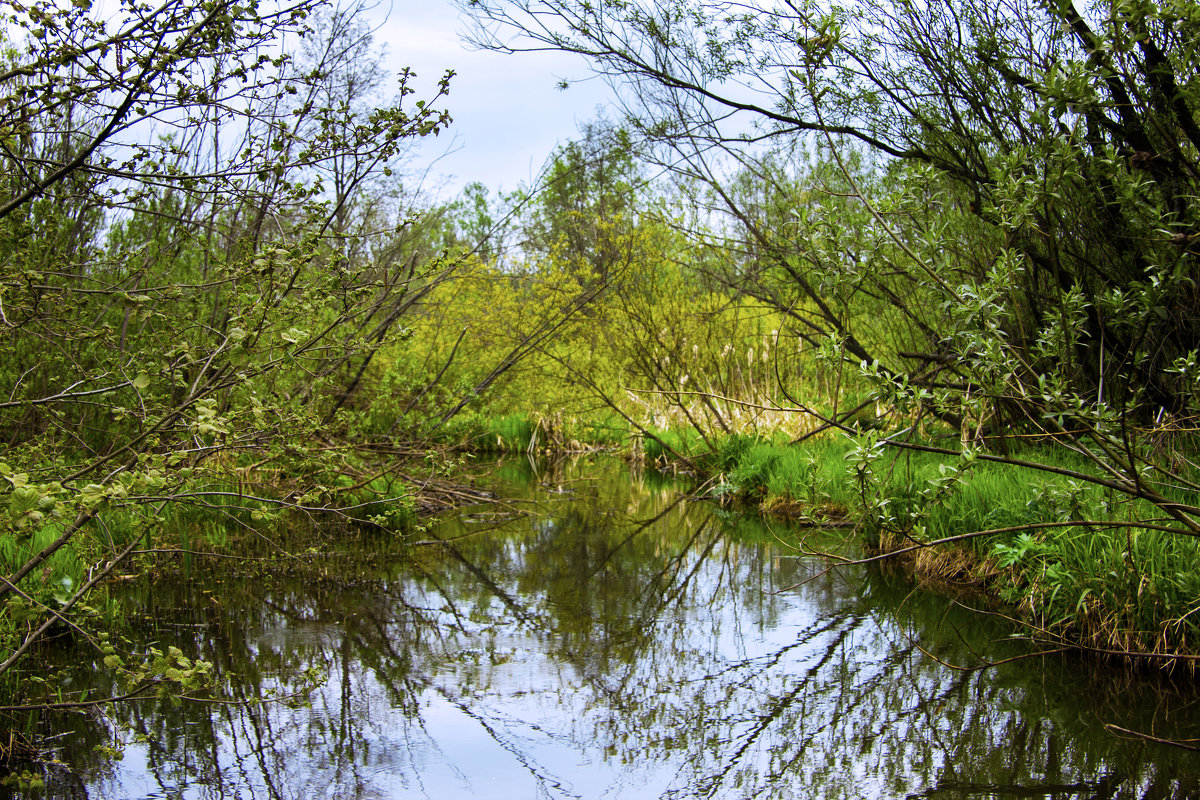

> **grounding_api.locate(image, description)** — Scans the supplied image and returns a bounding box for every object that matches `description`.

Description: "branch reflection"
[28,458,1200,799]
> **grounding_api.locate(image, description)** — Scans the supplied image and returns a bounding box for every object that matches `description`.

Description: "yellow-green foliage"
[362,217,864,446]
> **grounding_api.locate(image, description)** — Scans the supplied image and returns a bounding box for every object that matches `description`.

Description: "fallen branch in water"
[1104,724,1200,752]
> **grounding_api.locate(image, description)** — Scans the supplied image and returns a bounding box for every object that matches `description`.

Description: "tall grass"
[641,426,711,462]
[703,431,1200,660]
[712,434,855,517]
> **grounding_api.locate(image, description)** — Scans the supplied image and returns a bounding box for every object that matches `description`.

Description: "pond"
[17,457,1200,798]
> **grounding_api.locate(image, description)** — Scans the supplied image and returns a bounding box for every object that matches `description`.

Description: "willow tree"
[0,0,452,693]
[463,0,1200,651]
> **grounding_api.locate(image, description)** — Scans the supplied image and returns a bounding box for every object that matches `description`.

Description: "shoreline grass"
[458,414,1200,666]
[689,432,1200,665]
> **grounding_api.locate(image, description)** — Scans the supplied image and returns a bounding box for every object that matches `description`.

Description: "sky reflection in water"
[35,458,1200,799]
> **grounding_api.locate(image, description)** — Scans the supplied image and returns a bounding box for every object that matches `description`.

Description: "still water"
[27,458,1200,798]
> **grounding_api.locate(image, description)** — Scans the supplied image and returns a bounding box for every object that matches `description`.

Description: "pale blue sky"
[370,0,617,199]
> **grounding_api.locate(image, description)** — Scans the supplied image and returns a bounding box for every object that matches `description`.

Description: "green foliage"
[481,414,537,452]
[460,0,1200,658]
[444,181,523,263]
[1,769,44,792]
[702,428,1200,652]
[710,435,854,517]
[641,427,709,462]
[99,634,215,705]
[0,0,457,699]
[525,123,641,283]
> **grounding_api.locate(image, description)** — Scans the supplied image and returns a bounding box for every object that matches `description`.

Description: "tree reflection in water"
[26,458,1200,799]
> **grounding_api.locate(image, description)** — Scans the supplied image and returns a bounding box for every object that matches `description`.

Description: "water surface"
[23,457,1200,798]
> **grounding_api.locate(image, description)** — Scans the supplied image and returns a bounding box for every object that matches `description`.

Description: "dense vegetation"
[0,0,1199,771]
[0,0,460,713]
[444,0,1200,661]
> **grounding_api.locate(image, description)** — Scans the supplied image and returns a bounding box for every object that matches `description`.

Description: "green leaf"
[80,484,108,508]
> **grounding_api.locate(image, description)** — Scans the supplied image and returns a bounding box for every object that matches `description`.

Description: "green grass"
[484,413,537,452]
[464,412,633,453]
[448,406,1200,658]
[641,426,710,461]
[711,434,854,515]
[699,429,1200,659]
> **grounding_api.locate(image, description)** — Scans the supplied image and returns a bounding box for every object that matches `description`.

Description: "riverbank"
[17,454,1196,797]
[463,413,1200,666]
[706,433,1200,665]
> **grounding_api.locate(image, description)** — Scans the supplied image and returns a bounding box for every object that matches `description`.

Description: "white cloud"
[369,0,616,198]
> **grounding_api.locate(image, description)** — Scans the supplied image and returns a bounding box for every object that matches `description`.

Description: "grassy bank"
[691,432,1200,663]
[450,411,633,454]
[464,413,1200,664]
